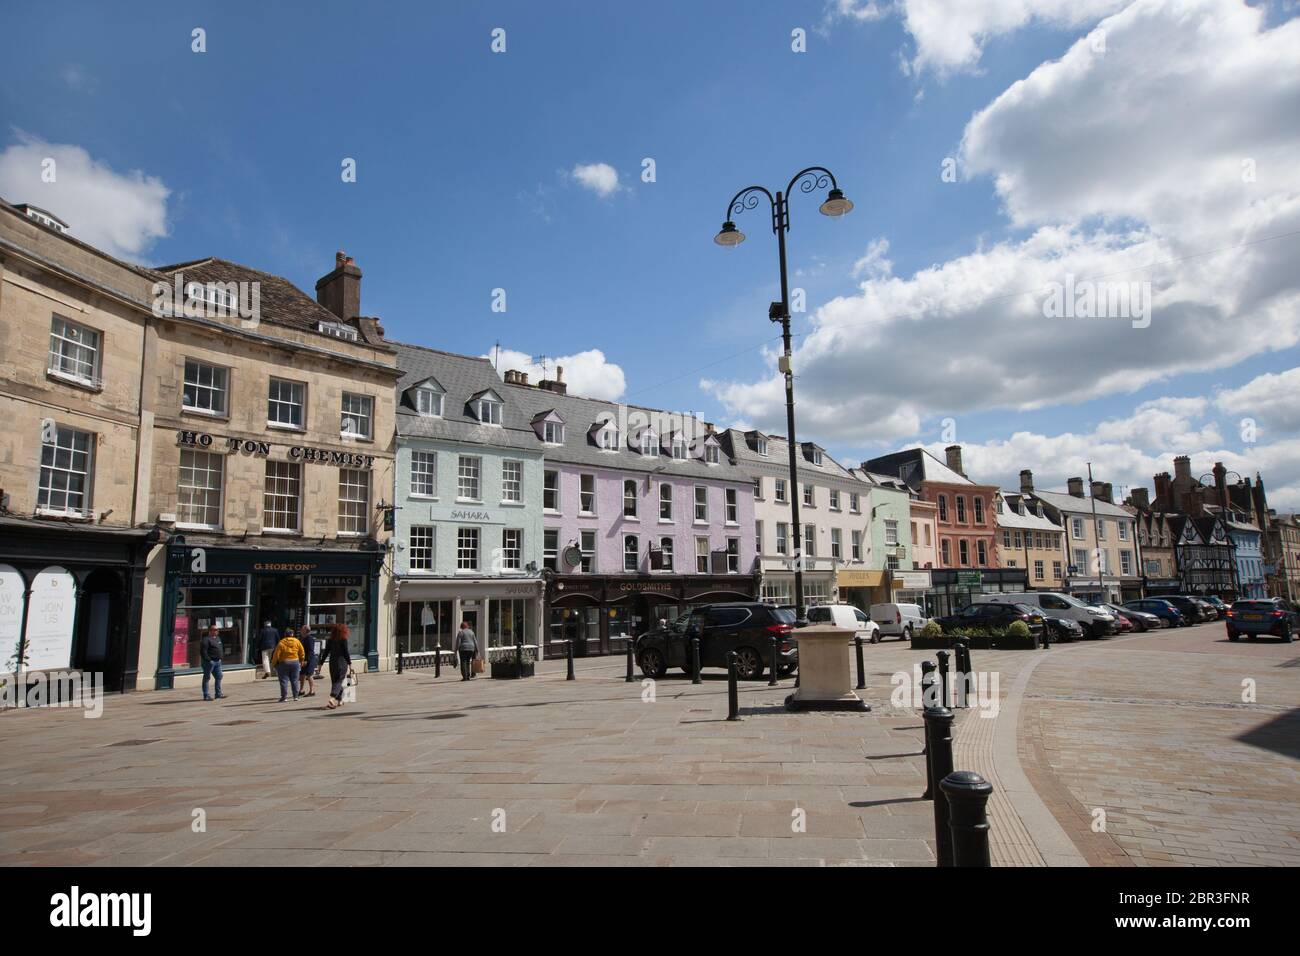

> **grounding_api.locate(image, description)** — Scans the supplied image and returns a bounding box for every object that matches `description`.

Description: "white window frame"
[410,451,437,498]
[640,429,658,456]
[341,392,374,440]
[831,528,842,560]
[543,420,564,444]
[338,468,369,536]
[623,479,639,518]
[502,459,523,503]
[502,528,523,570]
[695,536,709,572]
[885,519,899,546]
[776,523,788,555]
[47,315,101,387]
[177,448,224,529]
[659,483,673,520]
[725,488,738,524]
[478,398,503,425]
[694,486,708,523]
[268,377,306,430]
[775,479,787,503]
[415,387,443,417]
[457,527,480,571]
[543,469,560,512]
[851,530,862,561]
[624,534,640,572]
[579,474,596,514]
[263,460,302,532]
[457,455,482,501]
[409,526,435,571]
[37,424,93,516]
[182,358,228,416]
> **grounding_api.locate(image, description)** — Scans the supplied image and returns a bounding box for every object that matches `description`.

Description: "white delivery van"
[972,592,1115,638]
[869,603,929,642]
[805,604,880,643]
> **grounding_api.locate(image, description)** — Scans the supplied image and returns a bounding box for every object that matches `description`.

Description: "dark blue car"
[1226,599,1297,642]
[1122,598,1185,627]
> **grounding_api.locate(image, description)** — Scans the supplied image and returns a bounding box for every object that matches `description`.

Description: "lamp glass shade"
[819,189,853,217]
[714,221,745,246]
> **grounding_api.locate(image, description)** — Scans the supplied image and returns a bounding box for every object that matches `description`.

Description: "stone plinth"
[785,623,870,712]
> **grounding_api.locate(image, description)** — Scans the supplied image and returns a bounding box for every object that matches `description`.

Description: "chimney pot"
[944,444,964,476]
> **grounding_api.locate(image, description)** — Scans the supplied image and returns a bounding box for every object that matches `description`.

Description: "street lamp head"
[714,220,745,247]
[819,188,853,218]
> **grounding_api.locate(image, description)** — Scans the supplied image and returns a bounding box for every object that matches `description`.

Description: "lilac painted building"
[500,369,758,658]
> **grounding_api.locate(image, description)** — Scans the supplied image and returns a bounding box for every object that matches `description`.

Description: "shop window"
[263,461,302,532]
[338,468,369,536]
[409,526,434,570]
[308,575,367,658]
[37,424,94,516]
[396,599,453,652]
[761,579,792,605]
[488,597,533,648]
[411,451,437,497]
[48,315,101,386]
[267,378,305,429]
[174,574,251,668]
[177,449,223,529]
[182,358,228,415]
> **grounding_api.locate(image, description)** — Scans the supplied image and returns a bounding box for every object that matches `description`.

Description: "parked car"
[973,591,1114,638]
[1102,602,1160,632]
[869,602,929,642]
[935,602,1045,641]
[1043,615,1085,643]
[1123,598,1186,627]
[1163,595,1210,624]
[1225,599,1298,642]
[1108,610,1134,633]
[1192,598,1219,621]
[1203,595,1229,614]
[806,604,880,644]
[635,603,797,680]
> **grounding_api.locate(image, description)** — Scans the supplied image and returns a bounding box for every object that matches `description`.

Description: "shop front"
[393,576,544,662]
[758,571,835,608]
[0,516,157,695]
[544,573,759,659]
[919,568,1029,618]
[891,570,933,608]
[155,538,383,690]
[836,569,889,613]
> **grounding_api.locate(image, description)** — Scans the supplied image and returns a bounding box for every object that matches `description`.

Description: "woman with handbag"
[321,624,353,709]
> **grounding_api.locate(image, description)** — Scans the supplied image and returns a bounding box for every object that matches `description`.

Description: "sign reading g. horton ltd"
[177,431,375,469]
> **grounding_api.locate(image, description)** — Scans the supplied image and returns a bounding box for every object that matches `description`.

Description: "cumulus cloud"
[488,347,627,401]
[707,1,1300,448]
[1214,368,1300,437]
[0,131,169,259]
[571,162,621,198]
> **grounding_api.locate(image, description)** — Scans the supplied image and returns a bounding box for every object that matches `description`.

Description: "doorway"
[254,575,307,660]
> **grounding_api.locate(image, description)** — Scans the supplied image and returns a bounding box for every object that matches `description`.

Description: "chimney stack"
[945,444,964,476]
[1019,469,1034,493]
[1212,461,1229,513]
[315,251,362,321]
[1067,477,1085,498]
[1153,472,1172,509]
[1103,482,1113,504]
[537,365,567,395]
[1173,455,1192,482]
[1090,480,1106,501]
[1128,487,1150,510]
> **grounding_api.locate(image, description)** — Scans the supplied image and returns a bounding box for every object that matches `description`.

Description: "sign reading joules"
[176,430,375,469]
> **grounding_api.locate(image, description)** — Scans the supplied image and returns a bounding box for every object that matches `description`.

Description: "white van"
[805,604,880,643]
[869,603,929,642]
[972,592,1115,638]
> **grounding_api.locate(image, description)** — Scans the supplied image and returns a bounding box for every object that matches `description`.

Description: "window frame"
[267,377,307,431]
[181,358,229,417]
[47,315,102,388]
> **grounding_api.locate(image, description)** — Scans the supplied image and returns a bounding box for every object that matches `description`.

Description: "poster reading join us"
[0,565,78,673]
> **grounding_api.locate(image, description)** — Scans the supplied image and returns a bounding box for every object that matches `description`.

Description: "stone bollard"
[768,633,779,686]
[625,638,635,683]
[854,634,866,690]
[691,636,702,685]
[923,705,956,866]
[727,651,740,721]
[566,639,575,681]
[940,770,993,867]
[936,650,951,709]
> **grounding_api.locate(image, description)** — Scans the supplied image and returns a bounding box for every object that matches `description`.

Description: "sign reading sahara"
[955,571,982,586]
[24,566,78,671]
[0,564,24,670]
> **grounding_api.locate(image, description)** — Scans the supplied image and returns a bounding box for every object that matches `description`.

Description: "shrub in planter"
[1007,621,1030,639]
[919,620,943,639]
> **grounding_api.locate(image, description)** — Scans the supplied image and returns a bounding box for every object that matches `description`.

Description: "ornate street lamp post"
[715,167,853,622]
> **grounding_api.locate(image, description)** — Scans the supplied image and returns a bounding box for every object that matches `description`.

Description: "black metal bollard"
[1041,624,1051,649]
[936,650,951,709]
[940,770,993,867]
[953,640,967,708]
[397,637,404,675]
[566,639,575,681]
[434,639,441,678]
[920,660,938,709]
[726,651,740,721]
[625,638,635,682]
[854,634,866,690]
[768,634,779,686]
[516,639,524,678]
[691,636,702,685]
[923,705,956,866]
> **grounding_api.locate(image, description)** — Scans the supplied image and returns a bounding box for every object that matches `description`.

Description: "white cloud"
[851,237,893,279]
[0,131,169,259]
[488,347,627,401]
[571,162,621,198]
[1214,368,1300,437]
[707,1,1300,448]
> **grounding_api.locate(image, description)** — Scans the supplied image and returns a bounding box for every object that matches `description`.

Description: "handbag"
[472,657,485,674]
[346,665,358,685]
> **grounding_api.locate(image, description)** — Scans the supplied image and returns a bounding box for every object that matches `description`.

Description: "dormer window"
[477,398,503,425]
[811,449,823,466]
[640,429,658,456]
[317,320,358,342]
[543,421,564,444]
[705,444,720,465]
[415,386,443,417]
[756,437,768,456]
[671,435,688,460]
[599,426,619,451]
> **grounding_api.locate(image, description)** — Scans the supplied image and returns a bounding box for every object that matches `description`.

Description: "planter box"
[911,631,1039,651]
[489,659,535,679]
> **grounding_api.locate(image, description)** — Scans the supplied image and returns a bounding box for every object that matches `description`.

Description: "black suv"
[934,602,1046,639]
[635,603,797,680]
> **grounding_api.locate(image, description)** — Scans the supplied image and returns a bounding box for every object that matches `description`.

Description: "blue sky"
[3,0,1299,506]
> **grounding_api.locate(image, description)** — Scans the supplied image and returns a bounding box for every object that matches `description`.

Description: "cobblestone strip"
[954,704,1045,866]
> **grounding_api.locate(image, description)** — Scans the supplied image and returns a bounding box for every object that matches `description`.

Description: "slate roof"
[863,448,977,490]
[995,493,1062,531]
[499,382,749,483]
[153,257,392,348]
[722,429,862,487]
[393,342,542,452]
[1030,489,1134,519]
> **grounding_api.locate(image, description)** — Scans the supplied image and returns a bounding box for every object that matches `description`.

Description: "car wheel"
[1227,631,1239,642]
[638,648,667,679]
[1283,627,1294,644]
[733,647,764,680]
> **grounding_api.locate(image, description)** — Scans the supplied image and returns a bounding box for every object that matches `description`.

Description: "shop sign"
[176,430,375,469]
[449,509,491,521]
[25,567,77,672]
[955,571,982,586]
[618,581,674,592]
[177,574,245,588]
[313,575,362,587]
[252,562,318,572]
[894,571,932,590]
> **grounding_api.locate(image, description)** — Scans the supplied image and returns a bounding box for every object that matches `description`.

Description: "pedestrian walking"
[200,624,227,701]
[321,624,353,709]
[456,620,478,681]
[256,619,278,679]
[271,627,306,702]
[298,626,318,698]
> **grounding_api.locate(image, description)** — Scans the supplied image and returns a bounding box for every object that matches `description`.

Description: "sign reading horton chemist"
[177,430,376,469]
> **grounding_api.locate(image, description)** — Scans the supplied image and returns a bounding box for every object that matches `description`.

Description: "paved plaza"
[0,622,1296,867]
